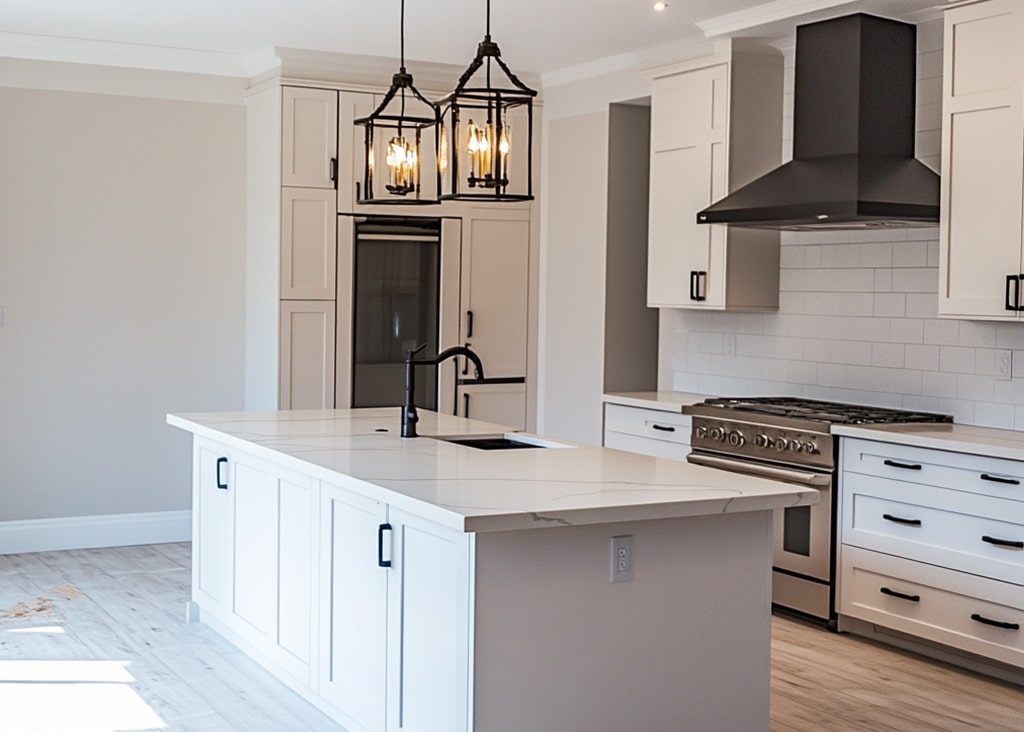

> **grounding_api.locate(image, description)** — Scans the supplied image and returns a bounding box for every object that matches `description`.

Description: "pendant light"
[437,0,537,202]
[355,0,440,205]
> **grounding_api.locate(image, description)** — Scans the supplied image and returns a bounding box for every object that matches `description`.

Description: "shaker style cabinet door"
[939,0,1024,320]
[280,187,338,300]
[279,300,336,409]
[193,442,232,613]
[282,86,339,189]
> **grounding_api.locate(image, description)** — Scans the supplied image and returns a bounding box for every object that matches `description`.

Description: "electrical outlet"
[996,349,1012,380]
[611,535,633,582]
[724,334,737,357]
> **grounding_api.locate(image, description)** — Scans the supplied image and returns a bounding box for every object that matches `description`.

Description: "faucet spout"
[401,344,486,438]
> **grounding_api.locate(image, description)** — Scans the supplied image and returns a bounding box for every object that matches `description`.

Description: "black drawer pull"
[883,459,922,471]
[651,424,676,433]
[378,523,393,568]
[880,587,920,603]
[980,473,1021,486]
[883,513,922,527]
[971,613,1019,631]
[982,535,1024,549]
[216,457,228,490]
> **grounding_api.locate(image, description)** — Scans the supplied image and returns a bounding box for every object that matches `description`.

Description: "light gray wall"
[0,83,246,520]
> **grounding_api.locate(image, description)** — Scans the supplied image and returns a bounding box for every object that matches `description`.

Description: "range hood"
[697,14,940,231]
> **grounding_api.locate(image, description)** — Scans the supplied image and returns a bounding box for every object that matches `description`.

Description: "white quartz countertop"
[834,422,1024,462]
[602,391,710,413]
[168,408,816,533]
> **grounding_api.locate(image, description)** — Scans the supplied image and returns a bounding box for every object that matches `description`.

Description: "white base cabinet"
[839,438,1024,670]
[602,403,691,461]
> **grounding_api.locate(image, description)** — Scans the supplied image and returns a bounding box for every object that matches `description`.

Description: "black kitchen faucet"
[402,344,485,438]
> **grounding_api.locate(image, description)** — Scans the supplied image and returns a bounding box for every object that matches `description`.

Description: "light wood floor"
[1,544,1021,731]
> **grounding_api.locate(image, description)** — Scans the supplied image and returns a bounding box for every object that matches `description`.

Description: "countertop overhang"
[168,408,817,533]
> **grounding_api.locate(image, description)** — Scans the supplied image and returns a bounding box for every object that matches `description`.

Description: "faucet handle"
[406,343,429,361]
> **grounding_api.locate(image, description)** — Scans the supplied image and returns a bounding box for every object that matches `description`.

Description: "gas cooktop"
[696,397,953,426]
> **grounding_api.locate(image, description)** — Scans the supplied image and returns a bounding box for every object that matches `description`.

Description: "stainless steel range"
[686,397,952,628]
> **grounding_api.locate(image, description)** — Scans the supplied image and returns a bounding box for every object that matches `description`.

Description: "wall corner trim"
[0,510,192,555]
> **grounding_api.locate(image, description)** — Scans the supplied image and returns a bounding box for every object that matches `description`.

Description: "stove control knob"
[695,424,708,439]
[727,430,745,447]
[754,434,773,448]
[774,437,789,452]
[806,441,820,455]
[709,426,726,442]
[791,440,806,453]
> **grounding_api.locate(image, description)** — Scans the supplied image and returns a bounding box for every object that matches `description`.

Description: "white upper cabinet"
[939,0,1024,320]
[647,49,783,311]
[337,90,376,213]
[282,86,339,189]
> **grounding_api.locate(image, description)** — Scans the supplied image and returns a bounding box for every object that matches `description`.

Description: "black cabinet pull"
[880,587,920,603]
[215,457,228,490]
[378,523,393,568]
[651,424,676,432]
[981,473,1020,486]
[1007,274,1022,312]
[982,535,1024,549]
[462,343,471,376]
[883,513,922,527]
[466,310,474,338]
[463,393,470,418]
[970,613,1019,631]
[883,459,922,471]
[329,157,338,185]
[689,270,707,302]
[689,271,698,301]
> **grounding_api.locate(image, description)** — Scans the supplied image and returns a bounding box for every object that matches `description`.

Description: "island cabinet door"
[193,441,232,614]
[229,452,315,684]
[385,507,472,732]
[318,482,388,732]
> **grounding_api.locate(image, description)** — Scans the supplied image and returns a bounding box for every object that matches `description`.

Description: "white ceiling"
[0,0,942,78]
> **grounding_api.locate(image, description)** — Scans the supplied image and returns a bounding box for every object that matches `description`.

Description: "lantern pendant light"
[437,0,537,202]
[354,0,441,205]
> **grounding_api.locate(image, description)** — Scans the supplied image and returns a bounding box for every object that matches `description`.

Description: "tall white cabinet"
[939,0,1024,320]
[250,68,539,428]
[647,44,783,311]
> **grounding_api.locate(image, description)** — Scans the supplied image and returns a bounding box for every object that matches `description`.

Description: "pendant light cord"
[400,0,406,70]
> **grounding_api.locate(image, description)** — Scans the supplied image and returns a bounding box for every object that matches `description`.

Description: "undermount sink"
[429,434,565,450]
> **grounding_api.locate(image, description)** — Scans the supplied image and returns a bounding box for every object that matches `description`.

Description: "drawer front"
[603,431,689,461]
[604,404,691,446]
[842,472,1024,584]
[841,438,1024,503]
[840,546,1024,669]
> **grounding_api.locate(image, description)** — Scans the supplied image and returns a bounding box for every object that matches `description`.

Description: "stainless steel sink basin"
[429,434,561,450]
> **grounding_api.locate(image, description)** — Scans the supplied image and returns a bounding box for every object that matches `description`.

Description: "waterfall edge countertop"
[167,407,817,533]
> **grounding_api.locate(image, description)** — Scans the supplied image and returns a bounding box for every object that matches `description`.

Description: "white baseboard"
[0,510,192,555]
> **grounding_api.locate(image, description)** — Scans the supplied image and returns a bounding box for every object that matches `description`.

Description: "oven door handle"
[687,453,831,488]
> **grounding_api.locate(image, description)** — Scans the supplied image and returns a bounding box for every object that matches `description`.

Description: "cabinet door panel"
[195,444,230,610]
[279,301,336,409]
[281,188,337,299]
[337,91,377,213]
[232,461,279,636]
[282,87,338,189]
[458,382,526,429]
[319,484,387,732]
[461,214,530,378]
[387,509,471,732]
[278,476,313,664]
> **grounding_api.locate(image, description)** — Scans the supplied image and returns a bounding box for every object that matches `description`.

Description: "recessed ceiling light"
[653,1,668,10]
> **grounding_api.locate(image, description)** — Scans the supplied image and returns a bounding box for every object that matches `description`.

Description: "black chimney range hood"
[697,13,940,232]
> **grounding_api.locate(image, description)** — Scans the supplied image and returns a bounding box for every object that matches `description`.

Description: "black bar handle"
[982,535,1024,549]
[689,271,698,301]
[463,393,470,418]
[1008,274,1022,312]
[981,473,1021,486]
[466,310,474,338]
[651,424,676,433]
[462,343,471,376]
[883,513,922,527]
[330,157,338,185]
[971,613,1019,631]
[378,523,393,568]
[880,586,920,603]
[883,459,922,471]
[216,457,228,490]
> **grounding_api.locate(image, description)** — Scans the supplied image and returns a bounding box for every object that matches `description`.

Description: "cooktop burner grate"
[700,397,953,425]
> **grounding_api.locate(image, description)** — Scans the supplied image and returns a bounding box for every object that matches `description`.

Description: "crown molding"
[540,52,640,89]
[0,31,274,77]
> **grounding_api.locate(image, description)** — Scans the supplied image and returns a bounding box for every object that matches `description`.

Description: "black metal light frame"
[437,0,536,202]
[354,0,441,205]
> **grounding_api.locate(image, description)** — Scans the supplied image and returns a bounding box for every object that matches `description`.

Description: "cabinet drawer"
[604,404,691,446]
[840,546,1024,669]
[842,471,1024,584]
[842,438,1024,503]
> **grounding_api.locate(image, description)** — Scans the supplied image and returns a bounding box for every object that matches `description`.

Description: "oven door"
[687,452,833,582]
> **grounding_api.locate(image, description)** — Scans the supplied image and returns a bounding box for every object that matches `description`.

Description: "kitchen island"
[167,408,817,732]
